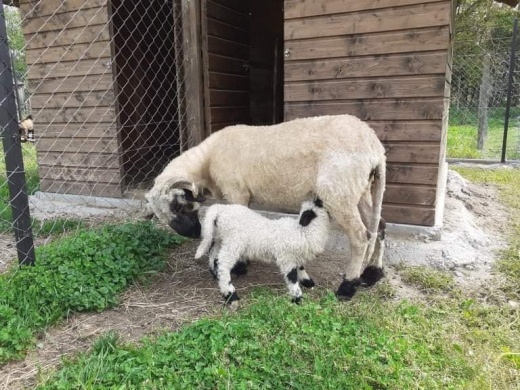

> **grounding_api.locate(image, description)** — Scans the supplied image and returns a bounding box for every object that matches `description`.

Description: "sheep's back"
[206,115,385,211]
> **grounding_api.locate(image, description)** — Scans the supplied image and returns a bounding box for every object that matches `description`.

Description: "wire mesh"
[0,0,197,270]
[449,33,520,161]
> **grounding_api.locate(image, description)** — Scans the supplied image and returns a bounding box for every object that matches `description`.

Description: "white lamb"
[195,198,331,304]
[145,114,386,300]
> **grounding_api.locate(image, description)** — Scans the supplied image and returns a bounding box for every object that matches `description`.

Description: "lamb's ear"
[299,210,317,227]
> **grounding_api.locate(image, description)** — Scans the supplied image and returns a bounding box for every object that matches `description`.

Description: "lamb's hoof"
[300,278,315,289]
[223,291,240,305]
[336,278,362,301]
[292,296,302,305]
[360,266,385,287]
[231,261,248,276]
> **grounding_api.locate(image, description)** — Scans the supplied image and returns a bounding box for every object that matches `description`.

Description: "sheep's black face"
[169,209,201,238]
[168,189,204,238]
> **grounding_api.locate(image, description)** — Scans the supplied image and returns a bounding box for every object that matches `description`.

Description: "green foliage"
[455,0,518,52]
[3,5,27,79]
[0,144,77,238]
[1,144,40,231]
[39,290,478,390]
[0,222,184,364]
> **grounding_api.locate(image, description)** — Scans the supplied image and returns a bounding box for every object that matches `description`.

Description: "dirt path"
[0,170,510,389]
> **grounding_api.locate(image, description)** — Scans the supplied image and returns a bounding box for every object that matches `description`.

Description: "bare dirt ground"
[0,170,511,389]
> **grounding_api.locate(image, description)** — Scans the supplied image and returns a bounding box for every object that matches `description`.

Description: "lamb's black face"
[299,209,317,227]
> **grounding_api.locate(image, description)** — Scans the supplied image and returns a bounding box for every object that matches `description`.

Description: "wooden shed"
[18,0,454,227]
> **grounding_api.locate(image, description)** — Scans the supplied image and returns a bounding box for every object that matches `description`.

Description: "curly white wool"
[195,199,330,303]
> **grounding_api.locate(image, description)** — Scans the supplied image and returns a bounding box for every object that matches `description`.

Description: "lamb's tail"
[194,208,218,259]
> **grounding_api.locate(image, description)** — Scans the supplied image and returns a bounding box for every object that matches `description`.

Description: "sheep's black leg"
[297,266,315,288]
[231,260,249,276]
[336,278,362,301]
[360,266,385,287]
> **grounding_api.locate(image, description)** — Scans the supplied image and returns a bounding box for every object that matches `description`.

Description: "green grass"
[0,221,185,364]
[36,288,520,389]
[38,290,480,390]
[399,265,455,294]
[1,143,40,232]
[447,108,520,160]
[34,167,520,389]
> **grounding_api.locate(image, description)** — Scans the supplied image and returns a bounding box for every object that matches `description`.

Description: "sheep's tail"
[194,208,218,259]
[370,158,386,234]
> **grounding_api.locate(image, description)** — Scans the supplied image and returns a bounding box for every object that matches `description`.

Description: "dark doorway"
[110,0,180,187]
[202,0,284,134]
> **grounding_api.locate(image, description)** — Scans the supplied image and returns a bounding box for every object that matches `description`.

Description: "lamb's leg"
[297,266,315,288]
[334,207,370,301]
[207,240,221,279]
[226,191,252,277]
[216,249,240,304]
[279,262,303,304]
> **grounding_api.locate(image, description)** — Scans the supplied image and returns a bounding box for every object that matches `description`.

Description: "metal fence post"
[0,4,35,266]
[501,17,518,164]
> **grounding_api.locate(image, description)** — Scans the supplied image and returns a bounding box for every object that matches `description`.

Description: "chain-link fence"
[2,2,520,268]
[1,0,200,268]
[449,23,520,161]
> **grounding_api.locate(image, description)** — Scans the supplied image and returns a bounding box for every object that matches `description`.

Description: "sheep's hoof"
[231,260,249,276]
[292,296,302,305]
[360,266,385,287]
[300,278,315,289]
[336,278,362,301]
[223,291,240,305]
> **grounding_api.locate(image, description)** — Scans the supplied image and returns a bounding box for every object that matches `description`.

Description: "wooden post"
[0,6,35,266]
[477,54,491,150]
[182,0,206,147]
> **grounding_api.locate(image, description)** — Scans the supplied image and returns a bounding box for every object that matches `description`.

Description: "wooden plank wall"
[19,0,122,198]
[202,0,251,134]
[284,0,452,226]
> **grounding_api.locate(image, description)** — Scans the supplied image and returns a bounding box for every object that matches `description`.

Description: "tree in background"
[3,5,26,80]
[451,0,519,150]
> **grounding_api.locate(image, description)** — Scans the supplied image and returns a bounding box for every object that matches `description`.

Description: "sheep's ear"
[183,188,206,203]
[299,210,317,227]
[170,180,193,191]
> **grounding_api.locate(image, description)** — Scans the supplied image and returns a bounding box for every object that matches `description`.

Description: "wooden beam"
[183,0,206,145]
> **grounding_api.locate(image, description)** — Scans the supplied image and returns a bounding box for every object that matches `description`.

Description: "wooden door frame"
[181,0,206,147]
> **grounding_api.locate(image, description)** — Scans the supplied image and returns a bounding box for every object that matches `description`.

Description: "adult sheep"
[145,114,386,300]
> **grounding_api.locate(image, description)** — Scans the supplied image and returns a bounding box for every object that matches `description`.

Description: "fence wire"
[449,33,520,161]
[1,0,197,270]
[2,2,520,269]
